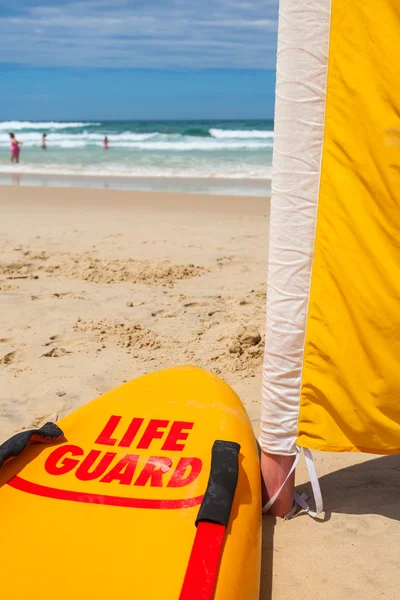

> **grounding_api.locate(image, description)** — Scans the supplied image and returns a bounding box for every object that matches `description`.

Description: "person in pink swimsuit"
[103,136,109,150]
[9,133,22,163]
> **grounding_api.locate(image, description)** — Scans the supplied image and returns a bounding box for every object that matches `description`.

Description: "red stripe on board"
[7,476,203,510]
[179,522,226,600]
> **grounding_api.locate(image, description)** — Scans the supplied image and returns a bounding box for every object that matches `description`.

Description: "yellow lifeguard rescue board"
[0,366,261,600]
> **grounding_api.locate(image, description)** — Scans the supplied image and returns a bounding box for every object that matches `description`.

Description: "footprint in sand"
[216,256,235,268]
[0,350,18,365]
[47,333,84,347]
[42,347,71,358]
[49,334,65,342]
[43,333,83,355]
[151,309,166,317]
[151,308,179,319]
[52,292,87,300]
[183,302,201,308]
[74,319,160,352]
[207,309,225,317]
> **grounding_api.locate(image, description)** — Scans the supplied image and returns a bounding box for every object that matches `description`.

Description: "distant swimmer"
[103,136,109,150]
[9,133,22,164]
[41,133,47,150]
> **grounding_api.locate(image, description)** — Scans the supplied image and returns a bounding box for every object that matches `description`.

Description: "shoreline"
[0,172,271,197]
[0,184,270,214]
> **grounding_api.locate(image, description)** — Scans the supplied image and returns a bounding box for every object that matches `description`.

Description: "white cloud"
[0,0,279,68]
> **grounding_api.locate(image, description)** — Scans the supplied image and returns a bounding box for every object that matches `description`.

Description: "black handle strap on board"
[195,439,241,527]
[0,422,64,470]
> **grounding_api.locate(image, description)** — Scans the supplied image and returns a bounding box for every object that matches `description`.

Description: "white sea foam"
[106,139,270,151]
[0,163,272,180]
[0,132,272,150]
[209,128,274,139]
[0,121,100,130]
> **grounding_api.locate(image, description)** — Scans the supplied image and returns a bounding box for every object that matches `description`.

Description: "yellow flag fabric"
[298,0,400,453]
[261,0,400,455]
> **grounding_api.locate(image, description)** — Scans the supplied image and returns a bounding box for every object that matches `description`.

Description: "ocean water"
[0,120,273,195]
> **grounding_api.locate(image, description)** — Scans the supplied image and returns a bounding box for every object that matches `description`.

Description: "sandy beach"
[1,185,399,599]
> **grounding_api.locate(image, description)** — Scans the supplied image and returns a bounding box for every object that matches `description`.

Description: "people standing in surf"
[41,133,47,150]
[9,133,22,164]
[103,136,109,150]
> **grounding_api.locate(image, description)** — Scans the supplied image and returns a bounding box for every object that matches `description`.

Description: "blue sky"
[0,0,279,120]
